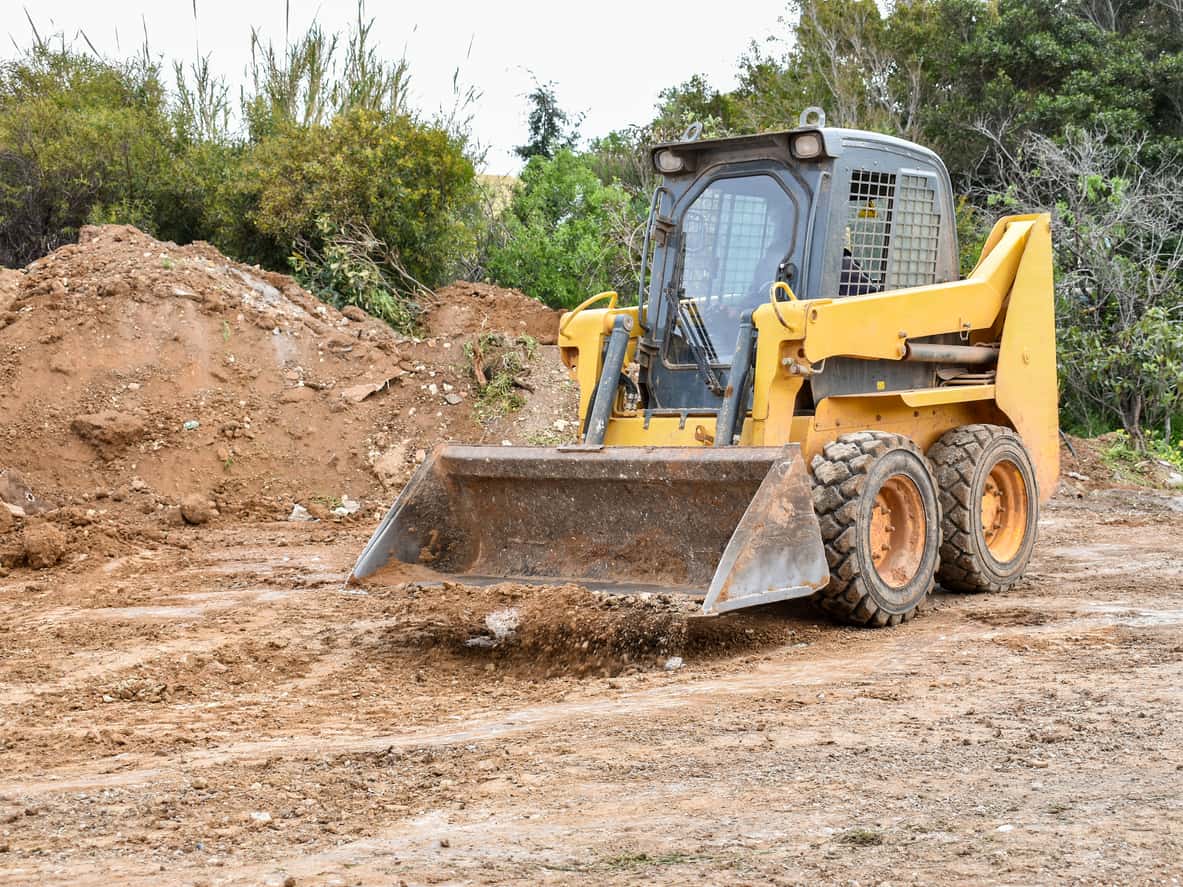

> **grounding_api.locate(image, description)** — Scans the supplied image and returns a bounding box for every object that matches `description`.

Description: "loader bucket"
[349,445,829,615]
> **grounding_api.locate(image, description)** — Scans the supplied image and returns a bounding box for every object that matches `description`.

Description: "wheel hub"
[980,458,1029,563]
[869,475,926,588]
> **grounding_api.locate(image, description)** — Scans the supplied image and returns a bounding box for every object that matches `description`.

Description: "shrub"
[212,108,476,284]
[0,46,176,267]
[290,216,423,334]
[485,150,638,309]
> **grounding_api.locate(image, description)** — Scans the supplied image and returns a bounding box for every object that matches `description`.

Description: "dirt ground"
[2,227,1181,885]
[0,485,1180,886]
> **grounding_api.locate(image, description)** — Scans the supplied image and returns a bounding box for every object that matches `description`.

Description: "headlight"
[654,149,685,174]
[791,131,824,160]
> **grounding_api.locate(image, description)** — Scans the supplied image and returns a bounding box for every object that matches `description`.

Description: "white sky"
[7,0,791,174]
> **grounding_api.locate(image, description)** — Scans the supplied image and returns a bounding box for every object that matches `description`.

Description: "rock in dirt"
[70,411,146,459]
[372,444,410,490]
[0,468,52,514]
[287,504,316,522]
[22,521,67,569]
[180,494,215,526]
[332,496,361,517]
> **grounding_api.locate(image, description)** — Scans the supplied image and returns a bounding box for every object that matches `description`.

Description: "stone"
[372,444,410,490]
[341,305,368,322]
[180,494,214,526]
[22,522,66,569]
[287,504,316,522]
[70,411,146,459]
[443,393,463,405]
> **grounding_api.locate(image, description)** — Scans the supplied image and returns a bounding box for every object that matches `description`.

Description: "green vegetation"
[1,0,1181,452]
[485,150,637,308]
[290,216,423,334]
[463,333,538,424]
[1101,430,1183,485]
[0,7,477,304]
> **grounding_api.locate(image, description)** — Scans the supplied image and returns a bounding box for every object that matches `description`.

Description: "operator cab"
[636,109,959,415]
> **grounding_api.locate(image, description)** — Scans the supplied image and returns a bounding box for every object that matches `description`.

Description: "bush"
[0,46,177,267]
[987,130,1183,448]
[290,216,422,334]
[219,108,475,282]
[0,16,480,325]
[486,150,638,309]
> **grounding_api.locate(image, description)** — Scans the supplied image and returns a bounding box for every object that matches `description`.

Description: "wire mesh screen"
[887,174,941,288]
[842,170,896,294]
[682,191,775,298]
[840,169,942,295]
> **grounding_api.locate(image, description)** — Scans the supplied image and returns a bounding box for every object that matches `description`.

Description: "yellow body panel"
[558,213,1059,503]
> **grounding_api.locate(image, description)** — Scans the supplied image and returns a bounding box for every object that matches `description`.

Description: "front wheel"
[928,424,1039,593]
[811,432,941,627]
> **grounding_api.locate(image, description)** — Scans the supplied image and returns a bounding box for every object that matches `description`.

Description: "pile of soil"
[1059,432,1183,493]
[425,281,563,345]
[359,565,804,676]
[0,225,570,568]
[361,573,803,677]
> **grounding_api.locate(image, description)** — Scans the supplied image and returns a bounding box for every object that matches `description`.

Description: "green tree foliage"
[486,150,636,308]
[0,46,178,266]
[992,130,1183,444]
[0,10,478,306]
[514,80,582,161]
[213,108,474,280]
[737,0,1182,188]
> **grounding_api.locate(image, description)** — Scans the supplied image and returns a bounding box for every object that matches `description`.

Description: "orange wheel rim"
[869,475,926,588]
[981,458,1028,563]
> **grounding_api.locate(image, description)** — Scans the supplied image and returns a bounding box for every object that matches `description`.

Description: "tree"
[514,80,581,161]
[0,46,177,266]
[989,129,1183,445]
[486,150,636,308]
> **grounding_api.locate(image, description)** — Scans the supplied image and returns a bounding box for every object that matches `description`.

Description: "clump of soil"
[0,268,20,313]
[19,520,67,569]
[368,580,802,677]
[425,281,562,344]
[0,226,567,534]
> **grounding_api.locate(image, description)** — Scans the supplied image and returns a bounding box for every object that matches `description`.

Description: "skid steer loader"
[351,108,1058,626]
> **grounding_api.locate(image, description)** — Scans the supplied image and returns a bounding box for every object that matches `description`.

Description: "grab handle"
[560,291,619,336]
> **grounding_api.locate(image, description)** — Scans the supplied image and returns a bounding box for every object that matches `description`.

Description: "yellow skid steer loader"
[351,109,1058,626]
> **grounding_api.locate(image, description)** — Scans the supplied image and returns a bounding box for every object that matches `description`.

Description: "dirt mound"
[425,281,563,344]
[364,578,803,677]
[0,268,20,314]
[1060,432,1183,492]
[0,226,567,544]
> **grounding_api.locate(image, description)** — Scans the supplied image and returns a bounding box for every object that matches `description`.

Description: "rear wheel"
[929,424,1039,593]
[811,432,941,627]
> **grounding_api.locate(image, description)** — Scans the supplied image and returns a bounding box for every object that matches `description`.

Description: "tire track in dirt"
[4,600,1176,799]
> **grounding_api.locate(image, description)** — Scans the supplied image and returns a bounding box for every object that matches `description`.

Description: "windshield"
[664,174,796,367]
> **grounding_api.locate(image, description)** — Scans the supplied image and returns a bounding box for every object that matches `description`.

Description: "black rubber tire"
[928,424,1040,593]
[810,432,941,627]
